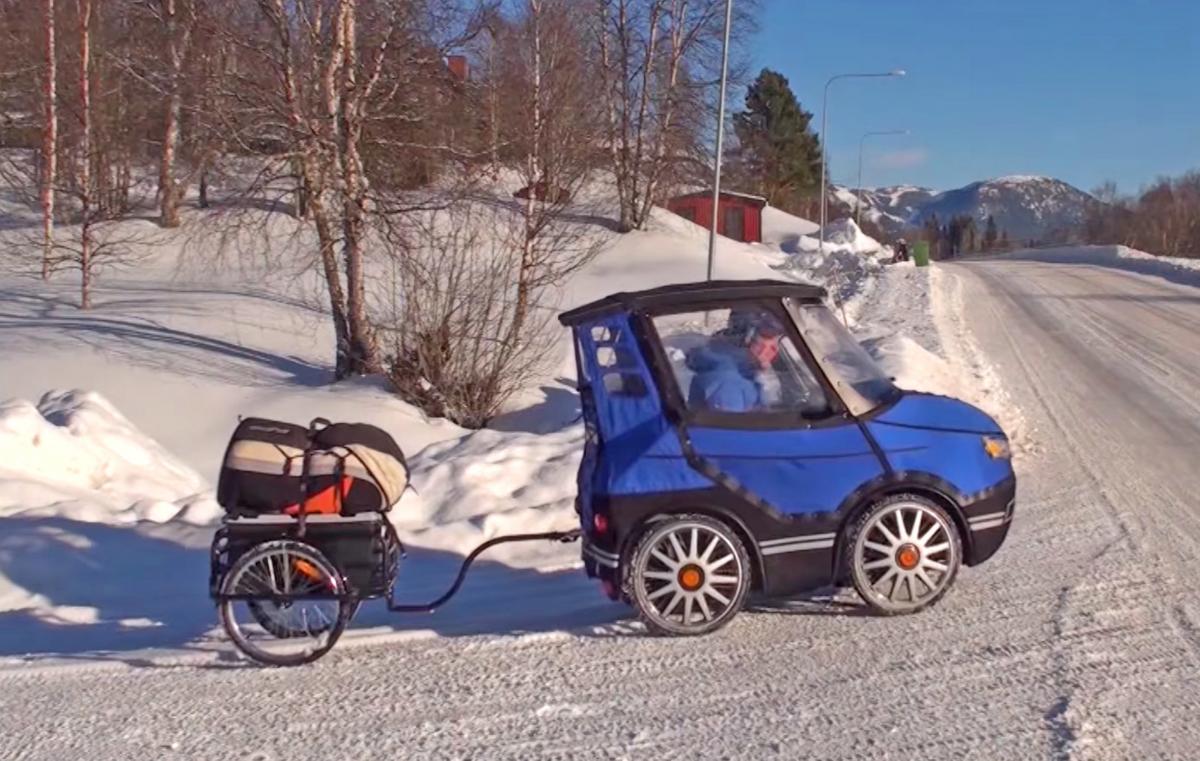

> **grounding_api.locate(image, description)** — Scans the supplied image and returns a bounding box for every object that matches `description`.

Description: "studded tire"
[846,493,963,616]
[624,514,751,637]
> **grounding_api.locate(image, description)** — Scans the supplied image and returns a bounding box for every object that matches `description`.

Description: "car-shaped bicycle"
[559,279,1015,634]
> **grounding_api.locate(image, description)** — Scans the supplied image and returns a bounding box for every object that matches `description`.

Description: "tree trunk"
[311,192,353,378]
[159,0,192,228]
[198,161,208,208]
[637,0,686,228]
[78,0,92,309]
[41,0,57,281]
[511,0,544,342]
[336,0,380,377]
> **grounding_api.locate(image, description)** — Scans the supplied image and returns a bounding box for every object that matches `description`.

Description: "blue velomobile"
[559,279,1015,635]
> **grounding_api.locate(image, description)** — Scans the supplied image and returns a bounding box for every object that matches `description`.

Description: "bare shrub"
[1084,173,1200,258]
[383,191,604,428]
[383,205,550,428]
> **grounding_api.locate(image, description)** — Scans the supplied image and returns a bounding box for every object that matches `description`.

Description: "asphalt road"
[4,258,1200,761]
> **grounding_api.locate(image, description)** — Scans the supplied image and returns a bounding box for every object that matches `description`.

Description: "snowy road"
[6,259,1200,760]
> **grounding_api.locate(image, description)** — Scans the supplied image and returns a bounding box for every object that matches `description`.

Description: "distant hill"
[837,175,1096,243]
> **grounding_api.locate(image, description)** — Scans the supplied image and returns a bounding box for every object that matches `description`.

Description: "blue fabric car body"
[560,280,1016,599]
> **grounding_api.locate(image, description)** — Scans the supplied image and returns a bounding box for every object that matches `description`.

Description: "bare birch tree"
[151,0,198,227]
[41,0,58,280]
[76,0,93,307]
[594,0,754,231]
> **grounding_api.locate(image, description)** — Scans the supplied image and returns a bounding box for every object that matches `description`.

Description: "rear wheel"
[847,494,962,615]
[625,514,750,636]
[219,540,353,666]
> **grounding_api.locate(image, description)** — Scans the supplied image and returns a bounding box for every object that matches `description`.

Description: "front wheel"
[847,494,962,615]
[625,514,750,636]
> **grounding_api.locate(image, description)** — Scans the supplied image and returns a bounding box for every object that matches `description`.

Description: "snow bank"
[759,207,890,319]
[764,209,886,258]
[855,264,1029,456]
[761,204,819,250]
[0,390,220,526]
[392,427,583,566]
[985,244,1200,288]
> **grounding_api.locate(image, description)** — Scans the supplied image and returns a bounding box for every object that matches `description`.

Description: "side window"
[651,306,830,417]
[588,323,646,397]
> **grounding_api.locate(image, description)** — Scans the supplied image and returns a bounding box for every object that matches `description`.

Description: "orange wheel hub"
[678,565,704,591]
[896,544,920,571]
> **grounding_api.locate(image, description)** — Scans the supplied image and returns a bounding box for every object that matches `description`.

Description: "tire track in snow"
[951,259,1200,759]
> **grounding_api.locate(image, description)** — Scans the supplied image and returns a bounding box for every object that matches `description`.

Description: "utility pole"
[705,0,734,281]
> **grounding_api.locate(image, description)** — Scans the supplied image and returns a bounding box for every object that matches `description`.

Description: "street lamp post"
[818,69,905,257]
[705,0,735,281]
[856,129,908,227]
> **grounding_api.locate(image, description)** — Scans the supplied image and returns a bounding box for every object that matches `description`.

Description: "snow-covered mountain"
[838,175,1096,244]
[913,176,1095,244]
[832,185,936,236]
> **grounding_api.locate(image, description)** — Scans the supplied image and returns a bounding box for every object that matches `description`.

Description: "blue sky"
[751,0,1200,193]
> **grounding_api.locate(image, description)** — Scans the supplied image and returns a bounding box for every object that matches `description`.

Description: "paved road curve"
[4,259,1200,760]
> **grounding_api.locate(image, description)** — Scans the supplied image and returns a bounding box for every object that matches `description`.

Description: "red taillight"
[593,512,609,535]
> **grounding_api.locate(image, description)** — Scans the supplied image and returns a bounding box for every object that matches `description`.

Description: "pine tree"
[727,68,823,209]
[999,229,1010,250]
[964,216,978,254]
[923,212,941,259]
[984,214,998,251]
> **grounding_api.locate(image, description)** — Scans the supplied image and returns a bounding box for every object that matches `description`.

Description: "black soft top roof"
[559,279,827,325]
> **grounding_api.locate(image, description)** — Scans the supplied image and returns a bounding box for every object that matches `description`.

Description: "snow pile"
[763,208,886,258]
[0,390,220,526]
[854,264,1029,455]
[820,218,886,256]
[864,334,966,397]
[760,204,819,251]
[758,206,888,317]
[392,427,583,566]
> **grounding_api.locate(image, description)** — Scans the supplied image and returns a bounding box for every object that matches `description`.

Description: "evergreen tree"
[923,212,941,259]
[984,214,998,251]
[964,216,979,254]
[999,229,1011,250]
[727,68,823,209]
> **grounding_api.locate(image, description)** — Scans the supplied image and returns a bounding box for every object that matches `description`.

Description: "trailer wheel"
[847,494,962,615]
[625,514,750,636]
[219,540,353,666]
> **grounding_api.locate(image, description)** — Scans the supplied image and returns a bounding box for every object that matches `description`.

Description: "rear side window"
[587,323,646,398]
[651,307,830,417]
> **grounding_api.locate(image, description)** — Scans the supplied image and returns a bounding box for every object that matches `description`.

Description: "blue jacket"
[686,343,762,412]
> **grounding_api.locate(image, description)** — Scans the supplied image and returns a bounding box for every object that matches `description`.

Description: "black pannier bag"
[216,417,310,514]
[305,423,409,515]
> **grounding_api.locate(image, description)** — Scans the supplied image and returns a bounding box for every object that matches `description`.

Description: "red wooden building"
[665,190,766,243]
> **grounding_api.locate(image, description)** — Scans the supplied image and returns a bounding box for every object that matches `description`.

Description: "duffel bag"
[291,422,410,515]
[216,417,309,513]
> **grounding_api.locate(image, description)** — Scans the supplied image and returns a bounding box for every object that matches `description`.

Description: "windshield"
[786,300,898,415]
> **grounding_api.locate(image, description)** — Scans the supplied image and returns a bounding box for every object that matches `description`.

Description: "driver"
[686,311,783,412]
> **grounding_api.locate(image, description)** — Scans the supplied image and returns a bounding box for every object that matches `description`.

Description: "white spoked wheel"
[848,494,962,615]
[626,514,750,636]
[219,540,352,666]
